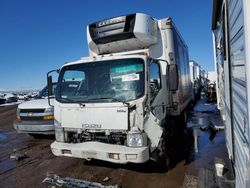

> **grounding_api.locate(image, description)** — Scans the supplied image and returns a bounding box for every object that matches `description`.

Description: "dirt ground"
[0,99,227,188]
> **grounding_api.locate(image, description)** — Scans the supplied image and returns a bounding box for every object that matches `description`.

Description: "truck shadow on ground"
[29,134,55,140]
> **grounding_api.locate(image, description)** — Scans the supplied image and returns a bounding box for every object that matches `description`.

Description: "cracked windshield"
[57,58,145,103]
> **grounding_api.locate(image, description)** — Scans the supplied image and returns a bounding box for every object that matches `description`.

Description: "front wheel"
[158,151,171,171]
[156,138,171,171]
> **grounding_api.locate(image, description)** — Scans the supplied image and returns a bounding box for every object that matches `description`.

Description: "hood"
[18,99,54,109]
[59,103,128,130]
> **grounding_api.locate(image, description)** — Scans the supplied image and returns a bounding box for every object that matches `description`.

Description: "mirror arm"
[157,59,169,65]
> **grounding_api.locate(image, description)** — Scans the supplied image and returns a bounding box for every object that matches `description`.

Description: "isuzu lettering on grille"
[82,124,102,129]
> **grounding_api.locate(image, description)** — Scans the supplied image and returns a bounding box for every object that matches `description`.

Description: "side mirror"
[168,64,179,91]
[47,76,53,97]
[47,69,59,107]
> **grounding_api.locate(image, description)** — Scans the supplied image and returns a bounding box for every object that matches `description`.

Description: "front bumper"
[51,141,149,164]
[14,120,55,135]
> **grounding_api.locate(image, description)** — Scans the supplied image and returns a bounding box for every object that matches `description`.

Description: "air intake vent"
[20,116,44,121]
[20,109,45,113]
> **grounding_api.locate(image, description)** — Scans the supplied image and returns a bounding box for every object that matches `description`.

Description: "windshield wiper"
[60,98,77,103]
[60,98,87,107]
[87,97,130,106]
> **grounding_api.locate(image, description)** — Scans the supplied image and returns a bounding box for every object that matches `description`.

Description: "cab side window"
[149,61,161,101]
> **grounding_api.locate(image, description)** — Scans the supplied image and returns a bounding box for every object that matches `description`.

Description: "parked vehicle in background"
[212,0,250,187]
[205,83,217,103]
[189,60,202,101]
[4,93,18,103]
[200,69,208,87]
[0,93,6,104]
[49,13,192,169]
[31,91,39,98]
[14,83,57,136]
[17,93,29,101]
[207,71,217,84]
[26,91,38,99]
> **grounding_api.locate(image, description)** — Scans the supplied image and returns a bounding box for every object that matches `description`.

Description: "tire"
[159,149,171,171]
[156,139,171,171]
[156,126,172,172]
[178,110,187,127]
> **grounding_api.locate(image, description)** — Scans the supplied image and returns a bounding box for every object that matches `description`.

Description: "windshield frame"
[56,57,146,104]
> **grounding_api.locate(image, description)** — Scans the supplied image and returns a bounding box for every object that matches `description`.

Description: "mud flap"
[144,112,163,151]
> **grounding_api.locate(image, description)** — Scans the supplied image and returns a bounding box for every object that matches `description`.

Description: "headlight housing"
[55,120,65,142]
[16,108,20,120]
[44,107,54,113]
[16,108,20,115]
[127,132,147,147]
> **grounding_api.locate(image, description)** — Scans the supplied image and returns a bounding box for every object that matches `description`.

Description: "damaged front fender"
[144,112,163,151]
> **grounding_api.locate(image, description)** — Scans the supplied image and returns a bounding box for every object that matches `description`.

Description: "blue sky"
[0,0,214,91]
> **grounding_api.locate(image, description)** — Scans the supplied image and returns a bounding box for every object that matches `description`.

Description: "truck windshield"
[56,58,145,103]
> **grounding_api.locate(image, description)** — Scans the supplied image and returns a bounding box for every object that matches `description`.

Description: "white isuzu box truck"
[49,13,192,168]
[212,0,250,187]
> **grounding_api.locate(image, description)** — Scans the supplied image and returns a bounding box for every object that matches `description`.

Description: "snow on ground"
[188,95,222,130]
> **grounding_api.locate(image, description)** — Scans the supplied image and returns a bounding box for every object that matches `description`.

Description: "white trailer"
[212,0,250,187]
[200,69,208,87]
[189,60,202,101]
[207,71,217,84]
[49,13,192,168]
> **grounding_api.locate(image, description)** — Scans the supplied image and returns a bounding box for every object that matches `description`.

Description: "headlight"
[55,121,65,142]
[44,107,54,113]
[16,108,21,120]
[127,132,147,147]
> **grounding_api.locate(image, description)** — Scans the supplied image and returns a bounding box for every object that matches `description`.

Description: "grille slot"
[20,109,45,113]
[20,116,44,121]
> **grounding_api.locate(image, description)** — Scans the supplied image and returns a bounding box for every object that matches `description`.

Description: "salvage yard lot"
[0,99,227,188]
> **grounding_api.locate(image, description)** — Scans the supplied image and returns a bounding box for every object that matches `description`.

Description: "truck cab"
[50,13,192,167]
[51,54,174,163]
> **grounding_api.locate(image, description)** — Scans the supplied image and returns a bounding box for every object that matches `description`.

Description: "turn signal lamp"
[43,115,54,120]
